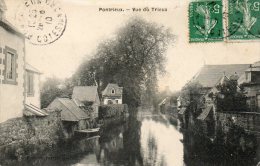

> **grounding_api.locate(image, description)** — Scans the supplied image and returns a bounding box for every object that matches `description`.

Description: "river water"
[1,113,260,166]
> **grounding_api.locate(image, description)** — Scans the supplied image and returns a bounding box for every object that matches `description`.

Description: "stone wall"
[0,111,64,159]
[217,112,260,134]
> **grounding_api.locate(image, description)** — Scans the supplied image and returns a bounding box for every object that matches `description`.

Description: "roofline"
[57,98,88,121]
[25,68,43,74]
[0,19,24,38]
[203,64,251,66]
[25,63,43,74]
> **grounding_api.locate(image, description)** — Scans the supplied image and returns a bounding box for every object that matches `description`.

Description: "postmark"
[15,0,67,45]
[228,0,260,40]
[189,0,224,43]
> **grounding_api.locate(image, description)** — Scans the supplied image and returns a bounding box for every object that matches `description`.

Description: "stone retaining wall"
[217,112,260,134]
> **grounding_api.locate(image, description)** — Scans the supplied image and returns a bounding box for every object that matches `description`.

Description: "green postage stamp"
[189,0,260,42]
[228,0,260,40]
[189,0,223,42]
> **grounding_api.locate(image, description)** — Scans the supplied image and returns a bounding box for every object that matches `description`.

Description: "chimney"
[0,0,7,20]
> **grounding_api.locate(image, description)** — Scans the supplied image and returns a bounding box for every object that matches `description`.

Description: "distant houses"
[102,83,123,105]
[159,97,177,115]
[72,86,100,118]
[178,62,260,136]
[45,83,125,136]
[178,64,251,113]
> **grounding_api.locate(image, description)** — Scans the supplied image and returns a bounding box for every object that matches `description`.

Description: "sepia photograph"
[0,0,260,165]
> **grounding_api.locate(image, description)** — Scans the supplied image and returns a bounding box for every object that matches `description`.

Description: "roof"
[102,83,123,96]
[159,97,171,106]
[73,98,85,107]
[192,64,250,88]
[197,105,213,120]
[72,86,99,102]
[0,0,7,12]
[24,104,48,117]
[178,108,186,115]
[48,98,89,121]
[26,63,42,74]
[0,19,24,38]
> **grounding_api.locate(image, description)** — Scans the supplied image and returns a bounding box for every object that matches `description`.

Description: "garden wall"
[217,112,260,135]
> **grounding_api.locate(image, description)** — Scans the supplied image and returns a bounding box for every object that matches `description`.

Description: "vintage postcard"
[0,0,260,165]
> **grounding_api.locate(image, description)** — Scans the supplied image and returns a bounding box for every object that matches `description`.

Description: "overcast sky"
[5,0,260,92]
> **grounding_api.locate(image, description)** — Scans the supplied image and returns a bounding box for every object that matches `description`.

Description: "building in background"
[25,63,42,108]
[238,62,260,112]
[72,86,100,118]
[102,83,123,105]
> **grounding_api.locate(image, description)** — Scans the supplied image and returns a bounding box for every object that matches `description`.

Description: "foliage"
[215,78,247,112]
[73,17,174,108]
[99,104,128,119]
[180,81,204,117]
[41,77,63,108]
[41,77,73,108]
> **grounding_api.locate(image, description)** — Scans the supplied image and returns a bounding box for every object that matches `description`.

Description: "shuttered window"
[6,52,15,80]
[27,72,34,96]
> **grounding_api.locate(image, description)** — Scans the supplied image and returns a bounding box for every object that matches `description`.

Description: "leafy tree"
[41,77,63,108]
[215,78,247,112]
[40,77,73,108]
[179,81,204,117]
[73,17,174,109]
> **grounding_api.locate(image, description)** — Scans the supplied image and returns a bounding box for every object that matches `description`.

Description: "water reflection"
[140,117,183,166]
[1,114,260,166]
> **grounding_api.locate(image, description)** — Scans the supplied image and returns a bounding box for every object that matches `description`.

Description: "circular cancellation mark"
[15,0,67,45]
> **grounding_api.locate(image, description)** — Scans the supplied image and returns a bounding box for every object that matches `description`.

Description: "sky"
[4,0,260,92]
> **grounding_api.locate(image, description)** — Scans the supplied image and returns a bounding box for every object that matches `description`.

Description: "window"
[111,89,115,94]
[27,72,34,96]
[3,46,17,85]
[6,52,15,80]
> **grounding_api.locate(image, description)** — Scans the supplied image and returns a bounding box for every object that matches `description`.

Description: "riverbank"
[0,104,129,163]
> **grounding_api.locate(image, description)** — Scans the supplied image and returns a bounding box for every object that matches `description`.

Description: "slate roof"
[197,105,213,120]
[192,64,250,88]
[159,98,168,106]
[26,63,42,74]
[24,104,48,117]
[178,108,186,115]
[72,86,99,102]
[48,98,89,121]
[102,83,123,97]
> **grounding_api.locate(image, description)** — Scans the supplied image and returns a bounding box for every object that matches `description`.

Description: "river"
[1,113,260,166]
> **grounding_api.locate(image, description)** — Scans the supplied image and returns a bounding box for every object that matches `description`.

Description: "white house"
[25,63,42,108]
[0,0,44,123]
[102,83,123,105]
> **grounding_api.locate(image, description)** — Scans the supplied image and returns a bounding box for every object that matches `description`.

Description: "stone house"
[238,62,260,112]
[159,97,177,116]
[102,83,123,105]
[179,63,260,135]
[0,0,44,123]
[47,98,90,138]
[72,86,100,118]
